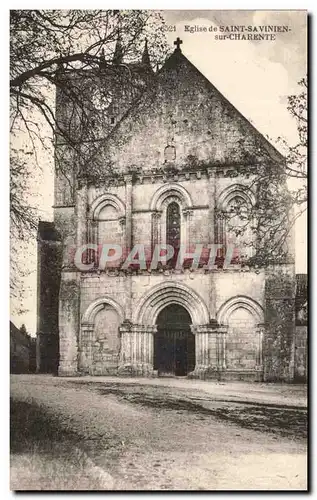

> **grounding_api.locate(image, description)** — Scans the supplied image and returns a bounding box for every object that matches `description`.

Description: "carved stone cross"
[174,37,183,50]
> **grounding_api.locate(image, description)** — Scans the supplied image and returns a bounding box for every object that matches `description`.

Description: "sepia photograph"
[9,8,307,491]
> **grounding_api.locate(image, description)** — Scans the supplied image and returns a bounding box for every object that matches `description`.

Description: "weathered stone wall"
[58,272,80,376]
[214,271,265,311]
[79,271,265,322]
[36,224,62,374]
[76,269,267,378]
[85,174,256,255]
[294,325,307,382]
[54,63,154,208]
[54,207,77,268]
[52,49,296,381]
[54,163,294,381]
[88,304,121,376]
[263,264,296,382]
[97,51,281,177]
[57,166,294,380]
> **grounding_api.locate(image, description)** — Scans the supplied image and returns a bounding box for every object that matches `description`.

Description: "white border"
[3,3,313,499]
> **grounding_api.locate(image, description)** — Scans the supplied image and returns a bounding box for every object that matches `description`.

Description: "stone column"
[118,322,157,376]
[86,218,97,265]
[189,324,213,379]
[188,324,229,380]
[151,211,161,254]
[124,175,133,321]
[207,168,216,244]
[117,216,126,270]
[91,219,98,265]
[58,271,80,376]
[124,174,133,257]
[207,168,217,318]
[182,209,193,251]
[256,323,265,372]
[76,181,88,251]
[216,326,228,375]
[78,322,94,374]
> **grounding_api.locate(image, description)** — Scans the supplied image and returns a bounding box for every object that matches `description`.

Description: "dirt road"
[10,375,307,491]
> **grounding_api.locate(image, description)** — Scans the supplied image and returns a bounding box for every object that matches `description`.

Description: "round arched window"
[166,202,181,250]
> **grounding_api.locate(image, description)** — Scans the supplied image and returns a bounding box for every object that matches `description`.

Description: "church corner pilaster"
[58,271,81,377]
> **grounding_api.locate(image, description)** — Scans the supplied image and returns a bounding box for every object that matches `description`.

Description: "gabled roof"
[166,50,284,164]
[96,48,284,170]
[10,321,30,347]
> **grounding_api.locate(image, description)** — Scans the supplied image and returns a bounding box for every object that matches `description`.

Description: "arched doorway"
[154,304,195,376]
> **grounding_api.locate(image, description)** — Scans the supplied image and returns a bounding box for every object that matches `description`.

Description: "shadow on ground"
[70,381,307,440]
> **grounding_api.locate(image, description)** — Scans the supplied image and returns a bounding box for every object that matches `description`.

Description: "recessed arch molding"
[132,281,210,326]
[217,295,264,325]
[150,184,193,212]
[90,193,126,220]
[82,296,125,325]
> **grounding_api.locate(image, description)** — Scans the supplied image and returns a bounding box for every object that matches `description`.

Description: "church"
[37,38,301,382]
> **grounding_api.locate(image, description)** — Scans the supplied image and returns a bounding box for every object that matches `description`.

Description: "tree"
[10,9,169,300]
[223,76,307,267]
[19,323,28,337]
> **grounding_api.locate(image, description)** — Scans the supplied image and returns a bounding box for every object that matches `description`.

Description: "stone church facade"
[37,40,298,382]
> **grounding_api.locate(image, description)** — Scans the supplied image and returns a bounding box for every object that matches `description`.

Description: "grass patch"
[10,399,114,491]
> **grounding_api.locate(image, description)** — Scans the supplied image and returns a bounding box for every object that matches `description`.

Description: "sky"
[10,10,307,334]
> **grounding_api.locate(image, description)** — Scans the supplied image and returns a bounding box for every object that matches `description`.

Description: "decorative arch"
[82,296,125,325]
[217,296,264,325]
[90,193,126,220]
[133,281,210,326]
[216,185,256,261]
[217,184,255,211]
[150,184,193,251]
[150,183,193,212]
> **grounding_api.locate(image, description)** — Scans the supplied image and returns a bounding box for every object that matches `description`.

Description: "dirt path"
[10,375,307,491]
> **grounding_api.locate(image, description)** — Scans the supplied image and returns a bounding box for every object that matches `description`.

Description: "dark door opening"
[154,304,195,376]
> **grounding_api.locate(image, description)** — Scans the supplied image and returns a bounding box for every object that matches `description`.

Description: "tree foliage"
[223,76,307,267]
[10,9,168,300]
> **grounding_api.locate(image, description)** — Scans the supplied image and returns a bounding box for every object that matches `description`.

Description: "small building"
[10,322,32,373]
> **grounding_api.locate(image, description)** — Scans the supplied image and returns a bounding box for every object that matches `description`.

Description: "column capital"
[191,323,228,335]
[81,322,94,332]
[207,167,216,179]
[124,174,133,184]
[119,320,132,334]
[119,322,158,335]
[256,322,265,330]
[216,326,228,334]
[132,324,157,334]
[215,209,224,220]
[182,208,193,218]
[190,324,211,335]
[151,210,162,221]
[88,218,98,227]
[119,216,126,227]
